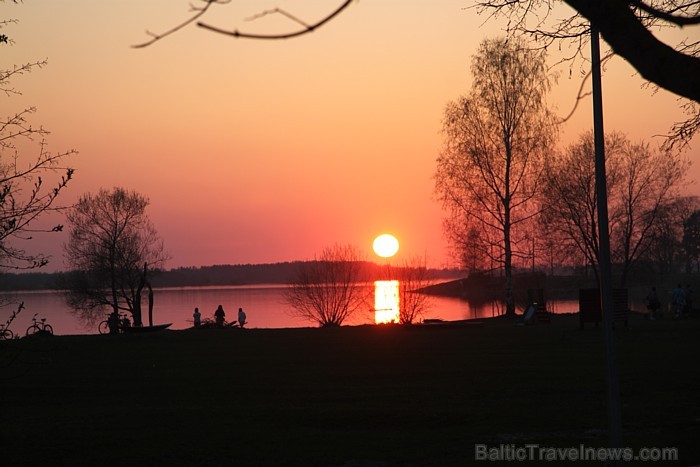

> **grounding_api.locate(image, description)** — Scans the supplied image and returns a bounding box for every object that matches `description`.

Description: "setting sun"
[373,234,400,258]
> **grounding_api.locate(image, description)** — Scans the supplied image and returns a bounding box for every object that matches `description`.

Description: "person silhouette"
[214,305,226,327]
[193,307,201,327]
[646,287,661,320]
[672,284,685,318]
[684,284,693,316]
[238,307,247,328]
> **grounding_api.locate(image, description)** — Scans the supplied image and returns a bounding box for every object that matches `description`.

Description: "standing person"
[672,284,685,318]
[214,305,226,327]
[684,284,693,316]
[193,307,201,328]
[108,311,120,334]
[238,307,247,328]
[646,287,661,320]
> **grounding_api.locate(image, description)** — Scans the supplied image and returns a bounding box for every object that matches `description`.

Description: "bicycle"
[98,312,131,335]
[0,301,24,340]
[0,324,13,340]
[25,313,54,336]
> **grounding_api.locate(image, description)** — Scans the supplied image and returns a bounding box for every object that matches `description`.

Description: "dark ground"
[1,312,698,466]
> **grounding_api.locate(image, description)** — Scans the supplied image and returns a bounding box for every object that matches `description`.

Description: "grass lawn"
[1,313,699,466]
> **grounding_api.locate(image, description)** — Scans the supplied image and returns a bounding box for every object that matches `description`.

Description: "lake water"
[0,285,581,336]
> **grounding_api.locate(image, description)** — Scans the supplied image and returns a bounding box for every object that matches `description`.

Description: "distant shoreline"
[0,261,464,292]
[3,265,699,310]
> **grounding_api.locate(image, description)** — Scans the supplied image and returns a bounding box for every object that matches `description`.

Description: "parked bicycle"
[0,302,24,340]
[26,313,54,336]
[98,312,131,335]
[0,324,12,340]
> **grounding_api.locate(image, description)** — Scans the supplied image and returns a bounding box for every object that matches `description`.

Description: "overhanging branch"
[564,0,700,103]
[196,0,354,40]
[134,0,354,47]
[628,0,700,26]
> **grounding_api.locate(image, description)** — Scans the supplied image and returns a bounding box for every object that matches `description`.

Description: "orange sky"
[5,1,699,271]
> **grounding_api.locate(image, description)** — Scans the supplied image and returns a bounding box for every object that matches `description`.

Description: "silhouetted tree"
[435,37,557,316]
[446,222,491,274]
[395,256,433,324]
[537,226,582,275]
[1,3,75,271]
[63,187,168,326]
[542,131,687,286]
[284,244,368,327]
[683,209,700,272]
[643,196,700,273]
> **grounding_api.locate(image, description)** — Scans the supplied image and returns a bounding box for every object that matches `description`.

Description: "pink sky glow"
[5,1,699,272]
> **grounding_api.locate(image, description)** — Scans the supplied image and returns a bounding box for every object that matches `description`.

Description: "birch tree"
[435,37,556,316]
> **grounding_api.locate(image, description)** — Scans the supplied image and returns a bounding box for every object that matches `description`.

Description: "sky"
[4,0,699,272]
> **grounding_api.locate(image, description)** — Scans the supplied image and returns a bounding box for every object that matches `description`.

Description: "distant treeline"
[0,262,464,291]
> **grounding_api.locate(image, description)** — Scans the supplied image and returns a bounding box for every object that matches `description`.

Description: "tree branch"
[196,0,354,40]
[564,0,700,103]
[135,1,354,47]
[132,0,227,49]
[628,0,700,26]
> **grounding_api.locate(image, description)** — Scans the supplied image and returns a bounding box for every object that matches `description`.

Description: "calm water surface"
[0,285,580,336]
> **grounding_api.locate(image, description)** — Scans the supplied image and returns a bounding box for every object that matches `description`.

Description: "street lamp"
[590,25,623,451]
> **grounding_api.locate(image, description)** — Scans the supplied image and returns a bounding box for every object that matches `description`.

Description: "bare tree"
[542,131,687,286]
[395,256,433,325]
[683,208,700,272]
[444,218,491,274]
[284,244,368,327]
[435,37,557,316]
[643,196,700,273]
[63,187,168,326]
[537,226,577,275]
[1,3,76,271]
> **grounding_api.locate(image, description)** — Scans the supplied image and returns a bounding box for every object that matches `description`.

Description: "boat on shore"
[123,323,172,333]
[420,318,484,327]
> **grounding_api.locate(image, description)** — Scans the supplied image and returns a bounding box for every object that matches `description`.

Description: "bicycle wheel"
[1,328,13,340]
[98,320,110,335]
[26,325,41,337]
[43,324,54,335]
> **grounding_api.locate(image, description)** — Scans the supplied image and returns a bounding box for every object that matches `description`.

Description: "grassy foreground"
[1,313,699,466]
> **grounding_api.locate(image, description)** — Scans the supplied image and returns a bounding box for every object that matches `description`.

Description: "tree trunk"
[504,243,515,315]
[148,285,154,327]
[132,294,143,327]
[109,253,120,317]
[504,209,515,316]
[133,263,147,327]
[504,139,515,316]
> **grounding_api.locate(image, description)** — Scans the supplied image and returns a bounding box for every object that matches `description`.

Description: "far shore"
[421,271,700,308]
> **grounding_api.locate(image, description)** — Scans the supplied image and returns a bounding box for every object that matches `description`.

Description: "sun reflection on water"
[375,280,400,324]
